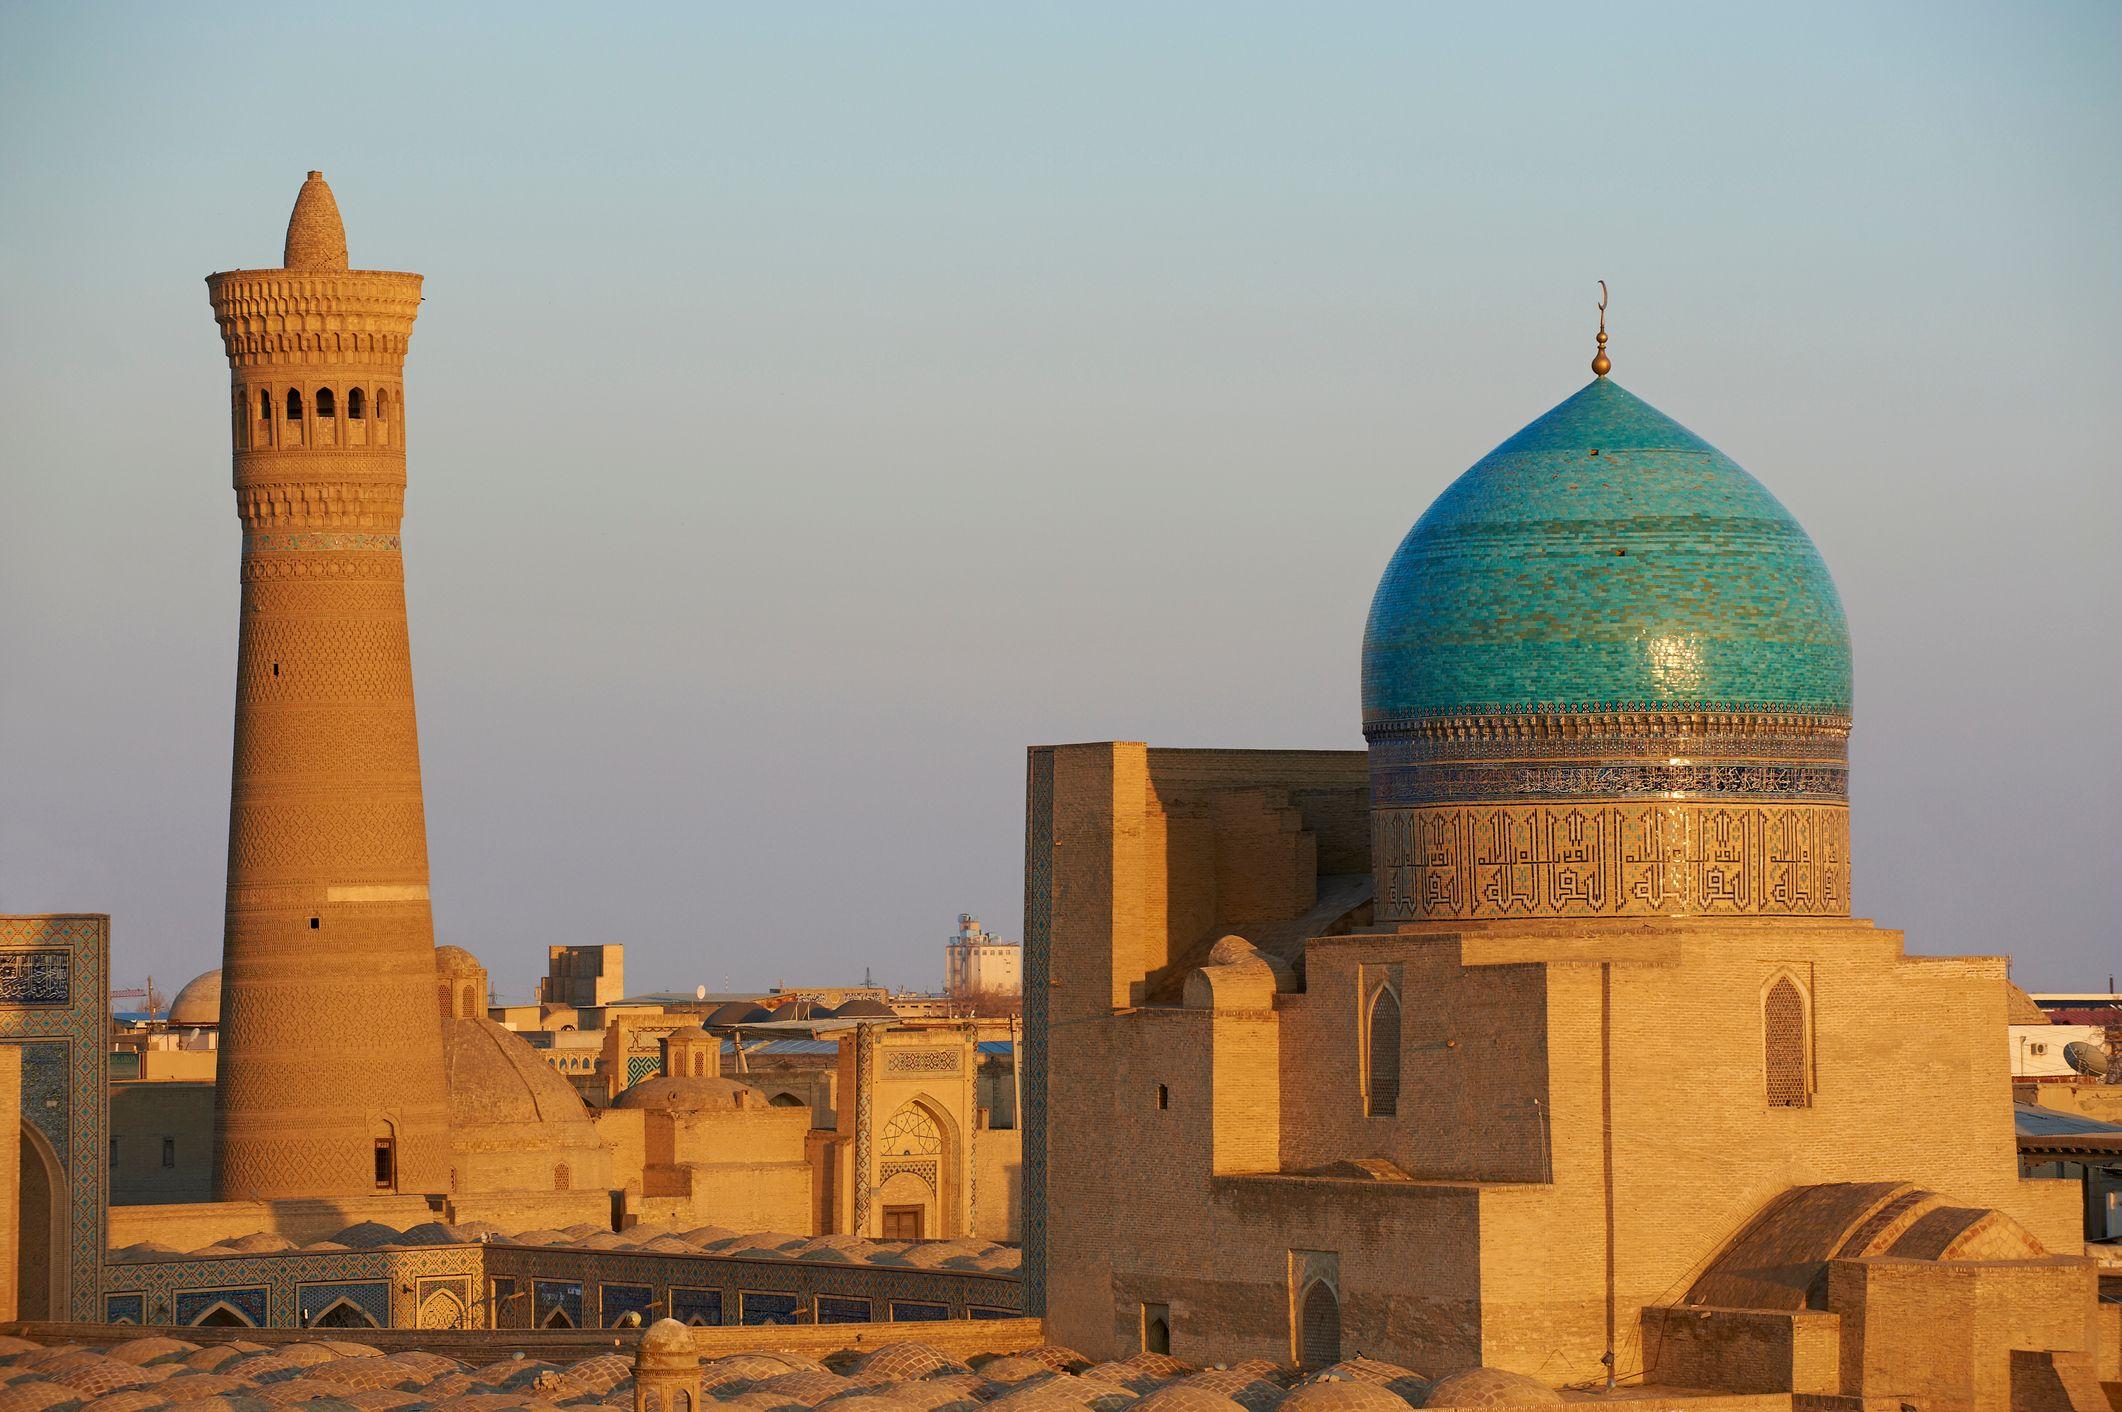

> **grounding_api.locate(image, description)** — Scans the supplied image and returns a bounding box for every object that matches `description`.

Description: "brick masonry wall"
[1026,745,2088,1393]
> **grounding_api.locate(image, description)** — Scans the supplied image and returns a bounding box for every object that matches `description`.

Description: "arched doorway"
[17,1124,64,1320]
[877,1096,957,1237]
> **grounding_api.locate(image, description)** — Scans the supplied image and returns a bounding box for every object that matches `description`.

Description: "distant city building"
[2008,984,2106,1081]
[944,915,1021,999]
[539,943,625,1011]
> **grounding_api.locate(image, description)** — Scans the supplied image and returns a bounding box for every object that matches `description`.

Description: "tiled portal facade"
[0,914,109,1320]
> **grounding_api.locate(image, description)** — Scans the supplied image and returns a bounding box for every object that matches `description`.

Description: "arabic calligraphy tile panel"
[1373,803,1849,921]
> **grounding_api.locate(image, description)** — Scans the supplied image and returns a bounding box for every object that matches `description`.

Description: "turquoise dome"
[1362,378,1850,728]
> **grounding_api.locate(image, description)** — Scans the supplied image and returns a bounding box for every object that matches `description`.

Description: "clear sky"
[2,3,2117,999]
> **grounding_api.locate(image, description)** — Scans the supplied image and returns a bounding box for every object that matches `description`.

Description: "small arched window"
[376,389,389,419]
[316,387,336,417]
[1764,976,1811,1108]
[258,389,272,420]
[347,387,365,419]
[1300,1280,1340,1367]
[1366,987,1401,1117]
[554,1162,571,1191]
[286,388,303,420]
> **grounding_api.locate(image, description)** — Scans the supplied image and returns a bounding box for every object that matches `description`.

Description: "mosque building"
[1022,322,2105,1408]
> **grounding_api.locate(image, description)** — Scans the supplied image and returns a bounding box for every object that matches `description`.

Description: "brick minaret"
[205,172,450,1200]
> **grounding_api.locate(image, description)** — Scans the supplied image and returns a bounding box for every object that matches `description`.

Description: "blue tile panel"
[298,1280,389,1328]
[177,1286,268,1327]
[533,1279,583,1328]
[740,1291,802,1325]
[889,1301,949,1321]
[817,1295,872,1323]
[670,1286,723,1326]
[1362,378,1851,726]
[105,1293,143,1325]
[600,1283,655,1326]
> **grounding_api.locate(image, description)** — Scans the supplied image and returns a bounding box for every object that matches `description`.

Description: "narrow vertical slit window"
[1366,987,1401,1117]
[1764,976,1811,1108]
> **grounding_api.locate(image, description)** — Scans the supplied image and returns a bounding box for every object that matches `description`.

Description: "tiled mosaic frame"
[297,1278,390,1328]
[104,1293,144,1325]
[0,915,110,1320]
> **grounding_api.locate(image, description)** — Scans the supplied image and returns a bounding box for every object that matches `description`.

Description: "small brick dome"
[1420,1367,1560,1408]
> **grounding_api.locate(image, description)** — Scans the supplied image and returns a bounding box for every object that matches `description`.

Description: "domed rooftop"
[704,1002,764,1027]
[834,998,898,1018]
[1421,1367,1562,1407]
[615,1075,758,1114]
[282,171,349,272]
[442,1019,595,1130]
[167,970,221,1027]
[435,945,484,976]
[1362,377,1849,728]
[440,1018,612,1191]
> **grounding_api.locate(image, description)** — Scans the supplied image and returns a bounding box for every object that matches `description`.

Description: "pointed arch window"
[315,386,335,417]
[1764,975,1811,1108]
[286,388,303,420]
[347,386,365,419]
[1366,987,1401,1117]
[1299,1281,1340,1367]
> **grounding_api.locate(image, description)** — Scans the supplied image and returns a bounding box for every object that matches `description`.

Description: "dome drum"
[1361,379,1854,923]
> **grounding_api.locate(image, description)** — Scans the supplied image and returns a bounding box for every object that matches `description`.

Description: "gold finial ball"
[1592,329,1610,378]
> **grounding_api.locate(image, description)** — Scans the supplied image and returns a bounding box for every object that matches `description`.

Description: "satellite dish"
[2065,1040,2109,1078]
[695,984,707,1001]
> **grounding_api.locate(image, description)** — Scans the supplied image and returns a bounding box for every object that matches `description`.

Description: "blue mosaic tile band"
[1370,760,1848,805]
[105,1293,143,1325]
[1362,378,1851,724]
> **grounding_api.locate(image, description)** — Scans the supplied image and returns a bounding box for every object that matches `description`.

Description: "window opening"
[1367,987,1401,1117]
[1765,976,1811,1108]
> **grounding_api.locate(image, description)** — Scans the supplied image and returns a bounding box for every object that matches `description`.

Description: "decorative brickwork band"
[1372,801,1849,920]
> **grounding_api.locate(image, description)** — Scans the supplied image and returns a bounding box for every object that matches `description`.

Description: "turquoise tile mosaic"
[1361,378,1850,727]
